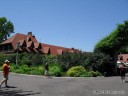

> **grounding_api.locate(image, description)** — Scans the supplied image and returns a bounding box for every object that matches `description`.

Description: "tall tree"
[94,20,128,75]
[94,20,128,56]
[0,17,14,43]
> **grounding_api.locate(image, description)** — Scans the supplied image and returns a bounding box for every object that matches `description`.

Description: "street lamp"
[16,42,20,67]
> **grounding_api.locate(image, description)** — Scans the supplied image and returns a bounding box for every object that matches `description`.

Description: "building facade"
[0,32,79,55]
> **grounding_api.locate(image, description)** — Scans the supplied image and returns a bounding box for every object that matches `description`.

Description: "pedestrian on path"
[119,62,126,83]
[0,60,10,88]
[44,62,49,76]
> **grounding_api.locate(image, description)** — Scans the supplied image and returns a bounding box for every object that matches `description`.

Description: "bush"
[0,66,2,71]
[0,54,6,66]
[30,67,44,75]
[88,71,102,77]
[0,53,16,66]
[49,65,62,77]
[67,66,86,77]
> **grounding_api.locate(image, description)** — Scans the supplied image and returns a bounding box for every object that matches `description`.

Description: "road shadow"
[125,81,128,83]
[3,86,17,88]
[0,89,41,96]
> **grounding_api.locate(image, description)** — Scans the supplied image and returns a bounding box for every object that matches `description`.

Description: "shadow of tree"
[0,88,41,96]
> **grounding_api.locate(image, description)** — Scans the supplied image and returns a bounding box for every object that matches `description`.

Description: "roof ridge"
[41,43,71,49]
[12,33,27,43]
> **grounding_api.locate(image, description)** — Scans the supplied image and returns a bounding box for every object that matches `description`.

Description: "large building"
[0,32,79,55]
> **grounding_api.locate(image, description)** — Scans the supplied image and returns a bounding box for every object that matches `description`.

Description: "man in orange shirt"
[0,60,10,88]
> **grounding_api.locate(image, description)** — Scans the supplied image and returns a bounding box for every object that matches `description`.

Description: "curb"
[0,71,104,79]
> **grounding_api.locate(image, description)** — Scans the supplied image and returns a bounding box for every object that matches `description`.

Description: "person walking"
[44,62,49,77]
[119,62,126,83]
[0,60,10,88]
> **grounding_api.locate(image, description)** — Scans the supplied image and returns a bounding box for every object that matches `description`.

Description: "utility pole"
[16,42,20,67]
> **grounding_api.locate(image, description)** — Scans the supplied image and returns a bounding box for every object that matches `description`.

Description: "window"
[8,45,11,50]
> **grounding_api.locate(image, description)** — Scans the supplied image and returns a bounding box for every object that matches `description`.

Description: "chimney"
[28,32,32,36]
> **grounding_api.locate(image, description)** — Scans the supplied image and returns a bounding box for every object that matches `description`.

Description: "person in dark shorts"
[119,62,126,83]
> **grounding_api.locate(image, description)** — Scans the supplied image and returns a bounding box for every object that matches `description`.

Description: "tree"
[94,20,128,75]
[94,20,128,56]
[0,17,14,43]
[84,52,113,73]
[119,46,128,54]
[57,52,89,71]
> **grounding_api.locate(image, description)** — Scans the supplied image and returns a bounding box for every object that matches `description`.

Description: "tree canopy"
[94,20,128,56]
[0,17,14,43]
[93,20,128,75]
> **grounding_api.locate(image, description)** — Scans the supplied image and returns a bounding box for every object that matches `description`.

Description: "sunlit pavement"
[0,72,128,96]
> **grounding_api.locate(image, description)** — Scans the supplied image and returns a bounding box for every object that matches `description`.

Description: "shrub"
[88,71,102,77]
[0,53,15,66]
[0,54,6,66]
[88,71,97,77]
[10,64,44,75]
[0,66,2,71]
[95,71,102,76]
[30,67,44,75]
[14,69,24,74]
[67,66,86,77]
[20,65,31,73]
[31,66,44,75]
[49,65,62,77]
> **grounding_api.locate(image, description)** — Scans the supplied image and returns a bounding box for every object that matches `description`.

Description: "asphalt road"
[0,72,128,96]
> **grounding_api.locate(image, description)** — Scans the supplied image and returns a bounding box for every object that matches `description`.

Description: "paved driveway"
[0,72,128,96]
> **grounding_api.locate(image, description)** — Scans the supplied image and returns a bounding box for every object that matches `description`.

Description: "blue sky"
[0,0,128,52]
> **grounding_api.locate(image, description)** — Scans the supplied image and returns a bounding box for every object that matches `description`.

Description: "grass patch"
[9,64,44,75]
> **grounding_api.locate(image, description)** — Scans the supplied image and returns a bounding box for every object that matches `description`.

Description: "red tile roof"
[34,42,41,48]
[43,47,50,54]
[18,40,25,46]
[0,32,80,55]
[25,47,31,52]
[41,43,74,55]
[18,47,23,51]
[118,54,128,62]
[57,49,63,55]
[27,41,33,47]
[1,34,16,45]
[33,48,39,53]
